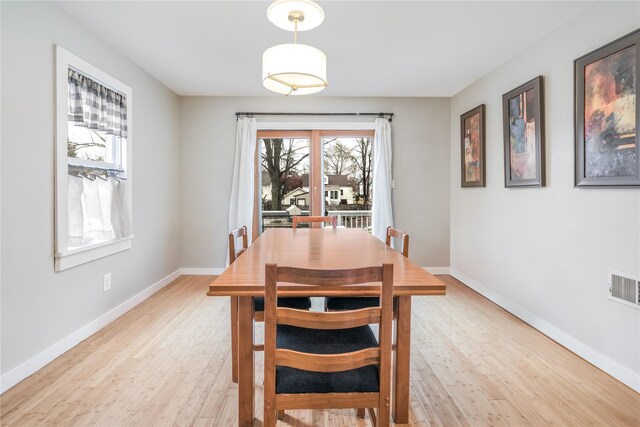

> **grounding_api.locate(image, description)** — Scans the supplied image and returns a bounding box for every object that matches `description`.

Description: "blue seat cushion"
[254,297,311,312]
[325,297,379,310]
[275,325,379,394]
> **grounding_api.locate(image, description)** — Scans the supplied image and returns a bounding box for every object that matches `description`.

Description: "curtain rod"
[235,112,394,122]
[68,164,124,173]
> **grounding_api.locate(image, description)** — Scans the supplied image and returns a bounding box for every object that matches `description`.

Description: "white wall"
[1,1,181,383]
[180,96,451,270]
[450,1,640,390]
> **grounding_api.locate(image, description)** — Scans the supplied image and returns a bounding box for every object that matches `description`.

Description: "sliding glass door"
[255,129,374,235]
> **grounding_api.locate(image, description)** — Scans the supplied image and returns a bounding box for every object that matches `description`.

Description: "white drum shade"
[267,0,325,32]
[262,43,327,95]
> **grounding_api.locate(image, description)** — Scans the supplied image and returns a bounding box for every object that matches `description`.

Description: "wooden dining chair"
[228,226,311,383]
[385,226,409,258]
[325,226,409,311]
[228,226,249,262]
[292,215,338,229]
[263,263,394,427]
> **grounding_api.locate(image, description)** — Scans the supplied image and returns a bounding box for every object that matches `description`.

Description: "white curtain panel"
[110,179,132,239]
[68,175,85,247]
[227,117,257,266]
[372,118,394,242]
[68,177,131,247]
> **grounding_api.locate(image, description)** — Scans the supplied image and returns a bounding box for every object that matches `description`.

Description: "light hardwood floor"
[1,275,638,426]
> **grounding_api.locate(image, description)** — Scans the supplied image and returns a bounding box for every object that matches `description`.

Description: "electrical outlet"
[103,273,111,292]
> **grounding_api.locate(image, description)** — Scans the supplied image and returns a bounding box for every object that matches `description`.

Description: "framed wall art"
[502,76,545,187]
[575,29,639,187]
[460,104,486,187]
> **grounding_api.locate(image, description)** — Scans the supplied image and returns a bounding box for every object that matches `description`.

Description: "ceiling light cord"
[289,14,299,94]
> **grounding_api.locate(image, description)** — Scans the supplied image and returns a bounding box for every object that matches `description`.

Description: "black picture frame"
[460,104,486,188]
[574,29,640,187]
[502,76,545,188]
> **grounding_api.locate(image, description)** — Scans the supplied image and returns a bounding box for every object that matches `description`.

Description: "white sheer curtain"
[372,118,393,242]
[110,179,132,239]
[68,176,132,248]
[227,117,257,265]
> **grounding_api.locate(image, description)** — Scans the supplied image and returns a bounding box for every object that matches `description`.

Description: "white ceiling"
[54,1,594,97]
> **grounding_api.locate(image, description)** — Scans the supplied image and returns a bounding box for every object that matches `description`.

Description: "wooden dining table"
[207,228,446,426]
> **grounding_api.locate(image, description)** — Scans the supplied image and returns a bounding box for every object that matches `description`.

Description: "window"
[54,46,133,271]
[323,135,373,230]
[256,129,374,233]
[259,134,310,229]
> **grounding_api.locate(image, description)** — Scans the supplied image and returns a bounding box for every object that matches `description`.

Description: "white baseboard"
[0,269,181,394]
[179,267,225,275]
[449,268,640,393]
[424,266,450,275]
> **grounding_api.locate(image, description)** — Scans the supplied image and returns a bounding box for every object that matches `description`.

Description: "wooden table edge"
[207,287,447,297]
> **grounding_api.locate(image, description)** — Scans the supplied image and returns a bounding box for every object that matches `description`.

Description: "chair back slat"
[292,216,338,229]
[277,266,382,286]
[230,226,248,239]
[275,393,379,410]
[277,307,381,330]
[275,348,380,372]
[273,285,381,297]
[228,226,248,264]
[385,226,409,258]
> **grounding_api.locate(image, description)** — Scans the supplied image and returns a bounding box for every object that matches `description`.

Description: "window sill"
[55,235,134,272]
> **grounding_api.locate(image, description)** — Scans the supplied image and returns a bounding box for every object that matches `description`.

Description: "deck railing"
[261,211,299,229]
[328,210,372,231]
[262,210,372,232]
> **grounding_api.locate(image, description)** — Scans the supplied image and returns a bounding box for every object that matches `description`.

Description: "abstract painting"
[460,104,485,187]
[575,29,639,187]
[502,76,545,187]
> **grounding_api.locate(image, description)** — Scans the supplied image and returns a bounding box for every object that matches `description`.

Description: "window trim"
[54,46,134,272]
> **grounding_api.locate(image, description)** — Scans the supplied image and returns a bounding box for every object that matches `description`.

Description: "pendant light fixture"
[263,0,327,96]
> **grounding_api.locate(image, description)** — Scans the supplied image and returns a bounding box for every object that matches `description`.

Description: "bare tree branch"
[261,138,309,210]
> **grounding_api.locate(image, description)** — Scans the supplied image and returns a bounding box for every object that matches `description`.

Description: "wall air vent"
[608,270,640,309]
